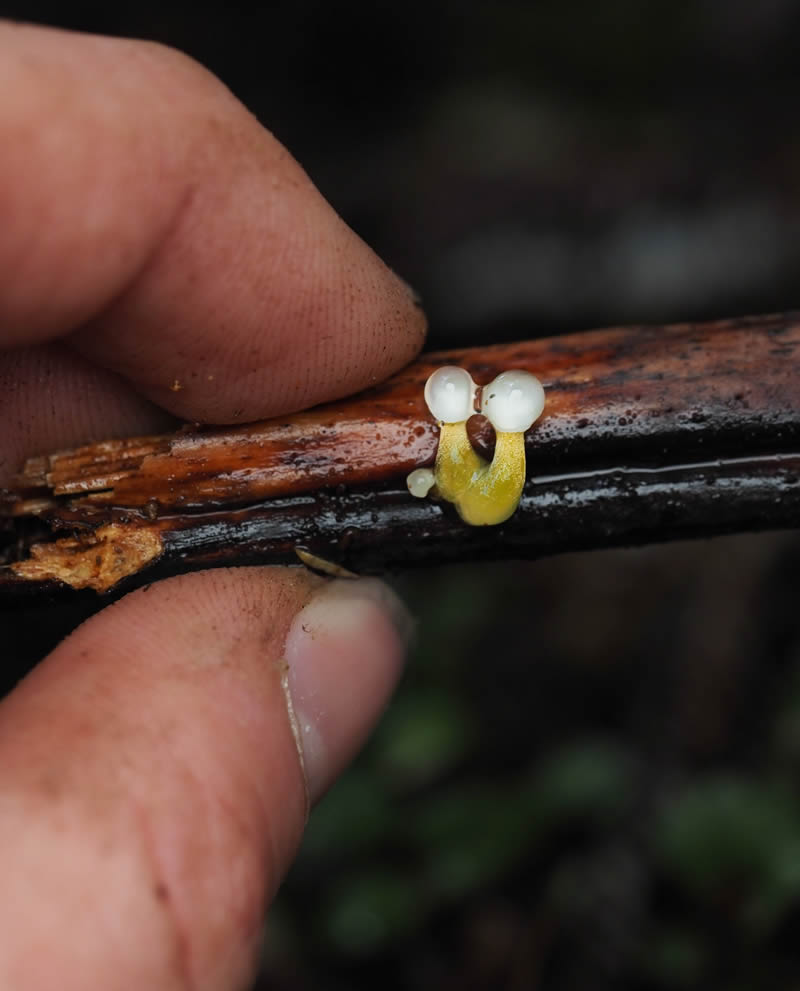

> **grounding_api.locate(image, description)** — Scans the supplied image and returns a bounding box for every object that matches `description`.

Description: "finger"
[0,568,410,990]
[0,344,176,485]
[0,22,426,423]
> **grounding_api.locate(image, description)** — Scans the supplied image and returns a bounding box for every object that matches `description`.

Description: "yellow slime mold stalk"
[433,420,485,506]
[407,366,545,526]
[454,431,526,526]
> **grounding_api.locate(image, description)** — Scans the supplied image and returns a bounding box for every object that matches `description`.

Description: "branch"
[2,312,799,599]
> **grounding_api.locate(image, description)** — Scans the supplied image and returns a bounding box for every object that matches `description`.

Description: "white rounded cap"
[424,366,477,423]
[481,370,545,432]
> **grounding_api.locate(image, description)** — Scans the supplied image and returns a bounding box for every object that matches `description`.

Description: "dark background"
[3,3,800,988]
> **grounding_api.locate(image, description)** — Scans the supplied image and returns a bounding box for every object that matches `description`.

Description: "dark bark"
[2,312,799,599]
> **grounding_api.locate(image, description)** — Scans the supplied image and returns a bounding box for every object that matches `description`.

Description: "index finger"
[0,23,426,423]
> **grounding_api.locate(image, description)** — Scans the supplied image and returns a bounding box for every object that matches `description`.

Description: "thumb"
[0,567,410,990]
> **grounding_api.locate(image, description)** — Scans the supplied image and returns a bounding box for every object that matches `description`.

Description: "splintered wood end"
[9,523,163,592]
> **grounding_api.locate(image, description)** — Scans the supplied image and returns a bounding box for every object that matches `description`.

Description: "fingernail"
[282,578,413,806]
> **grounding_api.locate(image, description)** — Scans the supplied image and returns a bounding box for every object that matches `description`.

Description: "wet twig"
[1,312,799,599]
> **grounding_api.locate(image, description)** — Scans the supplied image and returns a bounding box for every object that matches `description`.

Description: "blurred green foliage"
[657,777,800,934]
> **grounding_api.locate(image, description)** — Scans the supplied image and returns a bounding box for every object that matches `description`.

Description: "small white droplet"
[407,468,436,498]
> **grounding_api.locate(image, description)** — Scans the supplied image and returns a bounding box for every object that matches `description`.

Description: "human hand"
[0,22,424,990]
